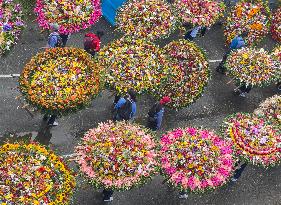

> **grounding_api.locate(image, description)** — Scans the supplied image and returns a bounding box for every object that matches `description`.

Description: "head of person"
[159,96,171,106]
[240,31,248,38]
[96,31,104,39]
[127,89,137,102]
[50,23,59,32]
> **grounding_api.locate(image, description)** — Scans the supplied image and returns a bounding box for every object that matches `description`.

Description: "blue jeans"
[233,163,247,179]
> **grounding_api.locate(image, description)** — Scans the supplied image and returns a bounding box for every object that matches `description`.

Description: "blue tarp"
[102,0,127,26]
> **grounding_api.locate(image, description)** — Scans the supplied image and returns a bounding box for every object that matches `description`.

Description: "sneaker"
[239,92,246,97]
[48,121,58,126]
[231,178,238,182]
[103,197,113,202]
[179,193,188,199]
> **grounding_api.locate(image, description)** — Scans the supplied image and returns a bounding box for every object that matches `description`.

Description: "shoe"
[216,67,225,74]
[103,197,113,202]
[48,121,58,126]
[179,193,188,199]
[239,92,246,97]
[231,178,238,182]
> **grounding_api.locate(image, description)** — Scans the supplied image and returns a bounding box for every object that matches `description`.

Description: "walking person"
[231,161,247,182]
[47,23,63,48]
[216,32,247,74]
[183,25,207,41]
[147,96,171,131]
[234,83,253,97]
[84,30,104,57]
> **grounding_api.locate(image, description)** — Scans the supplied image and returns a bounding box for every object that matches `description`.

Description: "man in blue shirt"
[216,32,247,74]
[113,89,137,121]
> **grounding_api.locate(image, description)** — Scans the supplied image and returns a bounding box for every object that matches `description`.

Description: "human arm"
[114,98,126,110]
[131,102,137,118]
[155,109,164,130]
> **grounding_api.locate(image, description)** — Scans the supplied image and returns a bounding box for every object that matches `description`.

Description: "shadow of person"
[34,120,53,146]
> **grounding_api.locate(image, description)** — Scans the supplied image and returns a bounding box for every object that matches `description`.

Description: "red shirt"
[84,33,101,52]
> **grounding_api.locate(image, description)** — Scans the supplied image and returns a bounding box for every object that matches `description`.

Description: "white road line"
[0,74,20,78]
[62,153,76,158]
[0,60,222,79]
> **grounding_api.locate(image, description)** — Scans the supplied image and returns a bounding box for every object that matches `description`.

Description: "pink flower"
[186,127,196,136]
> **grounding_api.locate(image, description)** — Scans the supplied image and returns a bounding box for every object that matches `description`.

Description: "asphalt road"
[0,14,280,205]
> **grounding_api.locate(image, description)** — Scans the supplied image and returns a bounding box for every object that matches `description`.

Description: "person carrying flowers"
[147,96,171,131]
[216,31,248,74]
[113,89,137,121]
[84,30,104,56]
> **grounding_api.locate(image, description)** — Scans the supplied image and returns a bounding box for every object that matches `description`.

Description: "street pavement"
[0,15,280,205]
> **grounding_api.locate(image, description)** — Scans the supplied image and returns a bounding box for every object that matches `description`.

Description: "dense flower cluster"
[254,95,281,127]
[225,47,276,87]
[271,45,281,82]
[173,0,225,27]
[34,0,101,34]
[97,37,169,94]
[116,0,176,41]
[223,113,281,167]
[159,127,234,193]
[19,48,103,114]
[271,7,281,42]
[0,0,25,55]
[75,121,158,190]
[224,2,270,45]
[0,142,76,204]
[152,40,210,109]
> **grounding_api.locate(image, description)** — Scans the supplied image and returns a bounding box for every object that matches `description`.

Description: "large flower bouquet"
[254,95,281,127]
[116,0,176,41]
[0,141,76,204]
[271,45,281,81]
[173,0,225,27]
[224,2,270,46]
[271,7,281,42]
[34,0,101,34]
[74,121,158,190]
[223,113,281,167]
[19,48,103,115]
[225,47,276,87]
[97,37,169,94]
[0,0,25,55]
[159,127,235,193]
[152,40,210,109]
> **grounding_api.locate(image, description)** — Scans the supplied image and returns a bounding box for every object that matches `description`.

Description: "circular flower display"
[173,0,225,27]
[254,95,281,127]
[97,37,169,94]
[75,121,158,190]
[0,0,25,55]
[19,48,103,114]
[225,47,276,87]
[34,0,101,34]
[271,45,281,81]
[224,2,270,45]
[116,0,176,41]
[223,113,281,167]
[0,142,76,204]
[152,40,209,109]
[271,7,281,42]
[160,127,234,193]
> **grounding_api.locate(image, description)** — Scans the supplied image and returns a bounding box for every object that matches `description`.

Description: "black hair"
[96,31,104,38]
[127,89,137,102]
[240,31,248,38]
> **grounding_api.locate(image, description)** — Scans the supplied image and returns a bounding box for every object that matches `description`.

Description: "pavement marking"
[62,153,76,158]
[0,74,20,78]
[0,60,222,79]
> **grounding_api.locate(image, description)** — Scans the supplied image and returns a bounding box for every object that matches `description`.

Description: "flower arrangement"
[271,7,281,42]
[152,40,210,109]
[159,127,235,193]
[224,2,270,46]
[116,0,176,41]
[223,113,281,167]
[225,47,276,87]
[74,121,158,190]
[0,141,76,204]
[19,48,103,115]
[254,95,281,127]
[173,0,225,27]
[97,37,169,94]
[271,45,281,82]
[34,0,101,34]
[0,0,25,55]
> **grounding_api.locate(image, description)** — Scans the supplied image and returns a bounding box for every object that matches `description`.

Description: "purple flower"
[3,24,12,32]
[15,21,24,26]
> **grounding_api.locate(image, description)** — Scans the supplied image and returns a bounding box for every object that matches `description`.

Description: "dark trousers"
[60,34,69,47]
[184,31,194,41]
[217,49,231,73]
[238,84,252,93]
[84,48,96,57]
[103,189,113,199]
[43,114,57,125]
[233,162,247,179]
